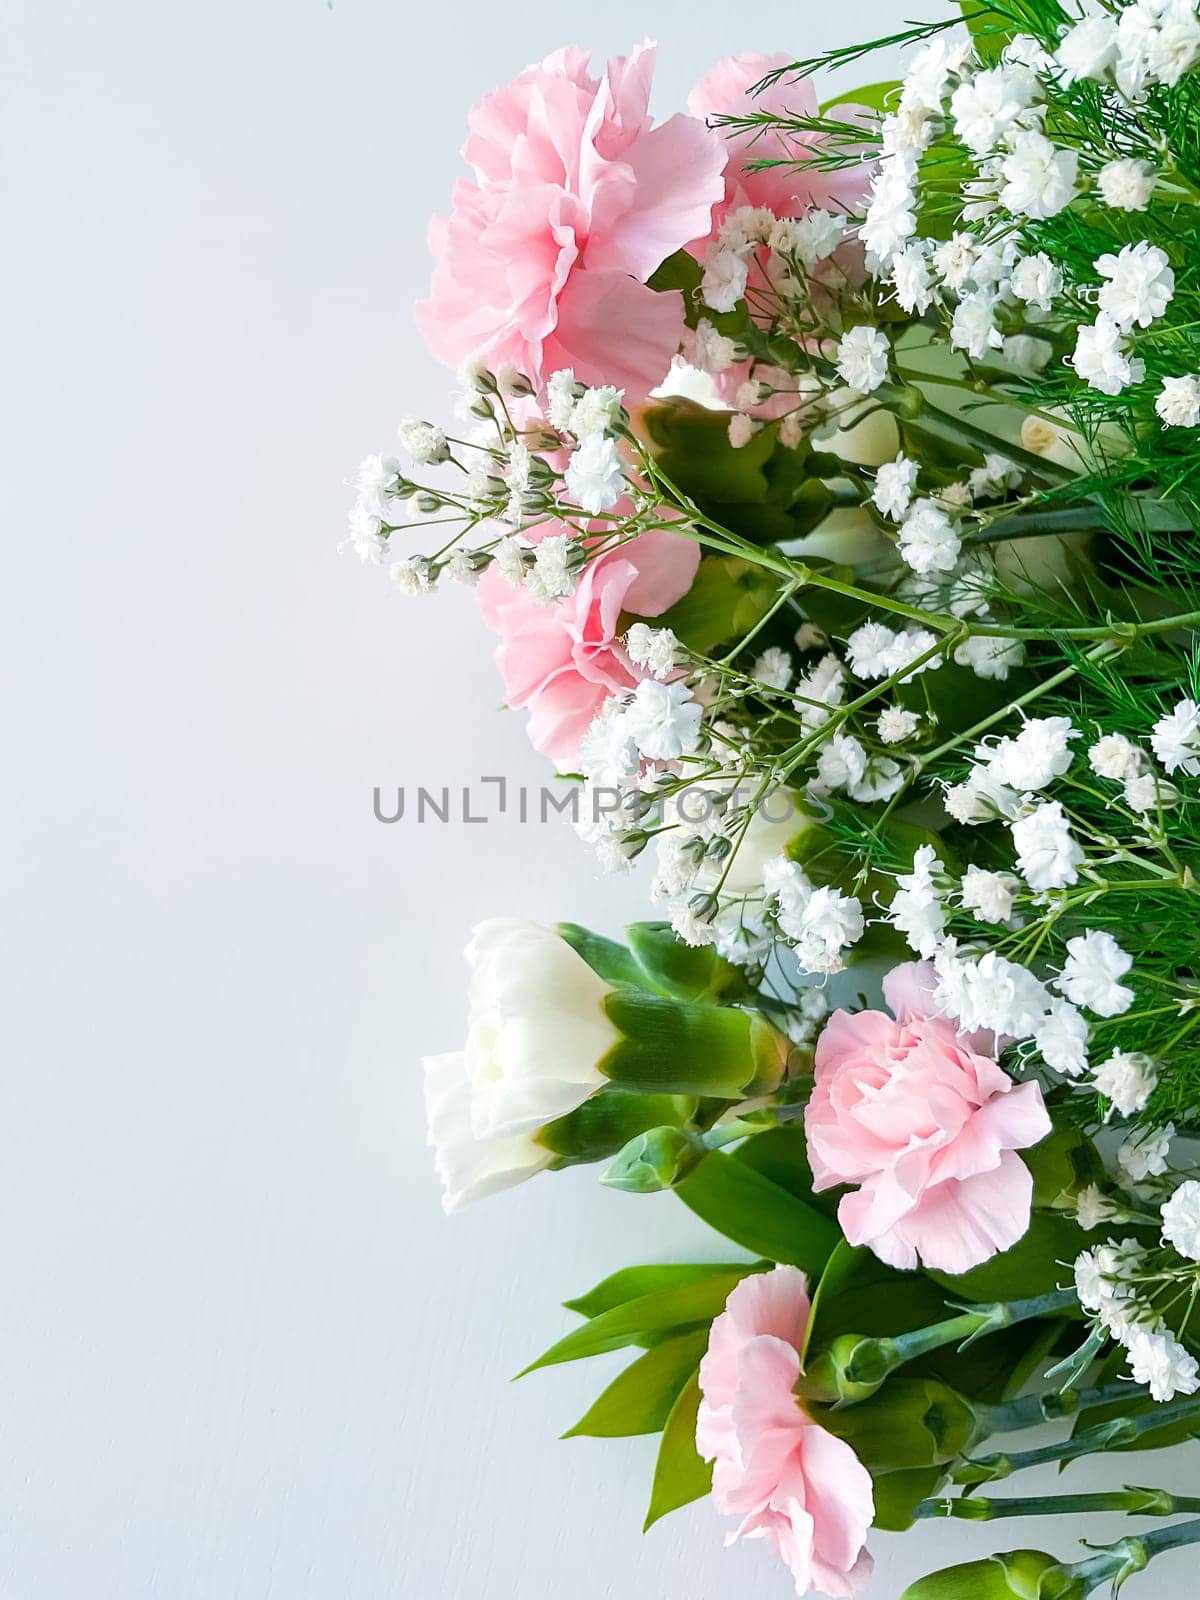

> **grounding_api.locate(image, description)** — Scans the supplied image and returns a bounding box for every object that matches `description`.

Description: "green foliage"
[644,1370,711,1530]
[562,1330,709,1439]
[518,1269,758,1376]
[675,1150,841,1271]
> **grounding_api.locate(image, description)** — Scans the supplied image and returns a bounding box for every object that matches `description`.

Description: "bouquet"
[349,5,1200,1593]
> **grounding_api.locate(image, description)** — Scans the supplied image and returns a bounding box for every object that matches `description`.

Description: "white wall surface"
[2,2,1194,1596]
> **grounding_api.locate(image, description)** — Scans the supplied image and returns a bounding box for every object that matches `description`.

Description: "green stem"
[954,1397,1200,1485]
[979,1380,1133,1435]
[916,1487,1198,1522]
[802,1290,1075,1404]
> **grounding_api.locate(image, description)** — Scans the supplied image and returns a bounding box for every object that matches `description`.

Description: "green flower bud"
[901,1551,1065,1600]
[600,988,791,1100]
[822,1379,979,1472]
[539,1091,695,1167]
[600,1125,704,1193]
[800,1334,898,1405]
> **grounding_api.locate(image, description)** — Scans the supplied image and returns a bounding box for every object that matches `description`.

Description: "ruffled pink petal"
[619,529,701,616]
[888,1150,1035,1276]
[543,269,685,400]
[587,113,726,281]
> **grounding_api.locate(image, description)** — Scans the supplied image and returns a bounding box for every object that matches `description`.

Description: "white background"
[2,2,1194,1596]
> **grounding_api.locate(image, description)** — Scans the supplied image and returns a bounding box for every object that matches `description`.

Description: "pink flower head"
[804,963,1053,1275]
[697,1266,874,1599]
[475,524,699,768]
[688,54,869,233]
[416,42,726,403]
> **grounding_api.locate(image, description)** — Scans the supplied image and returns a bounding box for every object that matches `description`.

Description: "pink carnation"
[697,1266,874,1599]
[475,525,699,768]
[804,963,1053,1275]
[416,42,726,403]
[688,54,869,236]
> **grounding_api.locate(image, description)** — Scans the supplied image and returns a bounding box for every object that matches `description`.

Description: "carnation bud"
[600,1125,704,1192]
[901,1550,1067,1600]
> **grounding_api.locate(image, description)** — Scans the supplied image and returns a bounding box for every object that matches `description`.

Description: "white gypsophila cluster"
[1073,1230,1200,1403]
[699,201,847,322]
[625,624,680,681]
[563,432,626,516]
[762,856,865,975]
[861,20,1200,423]
[342,451,403,564]
[1057,1,1200,98]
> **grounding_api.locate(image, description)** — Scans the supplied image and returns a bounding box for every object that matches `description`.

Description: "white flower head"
[890,243,936,314]
[1056,929,1135,1017]
[899,499,961,575]
[1093,1051,1158,1118]
[836,326,891,395]
[493,534,528,589]
[1000,131,1078,219]
[954,633,1026,682]
[1097,241,1175,330]
[547,368,584,430]
[396,417,450,466]
[1156,375,1200,429]
[888,843,946,958]
[951,290,1004,360]
[1151,698,1200,775]
[984,715,1079,792]
[626,623,680,681]
[728,413,760,450]
[1056,14,1120,84]
[1089,733,1148,782]
[873,454,920,520]
[626,678,702,762]
[526,534,582,603]
[960,866,1021,926]
[1125,1328,1200,1404]
[1075,1185,1118,1231]
[1117,1122,1175,1185]
[753,646,793,692]
[877,706,922,745]
[1011,800,1084,891]
[564,432,625,515]
[949,64,1038,155]
[1035,998,1089,1078]
[390,556,434,594]
[816,732,868,792]
[1098,158,1157,212]
[701,245,750,313]
[1161,1180,1200,1262]
[1071,313,1146,395]
[570,385,625,439]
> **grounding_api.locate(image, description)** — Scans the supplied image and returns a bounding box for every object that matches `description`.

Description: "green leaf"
[675,1151,840,1272]
[562,1330,709,1439]
[644,1369,712,1530]
[646,249,703,324]
[821,79,900,114]
[731,1126,821,1201]
[653,554,779,653]
[520,1270,756,1376]
[563,1263,742,1321]
[872,1465,948,1532]
[626,922,751,1004]
[556,923,646,988]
